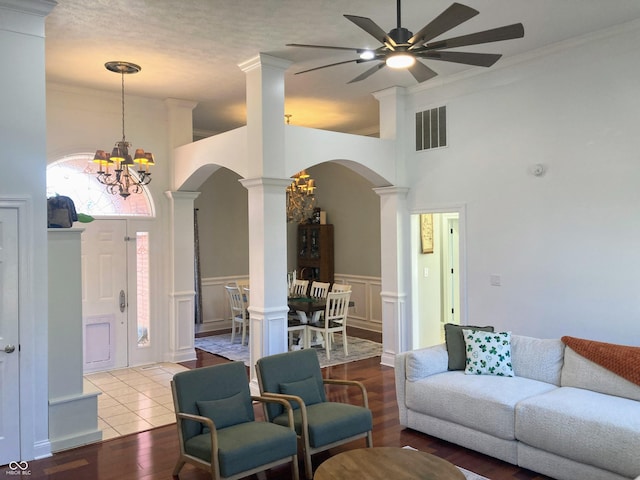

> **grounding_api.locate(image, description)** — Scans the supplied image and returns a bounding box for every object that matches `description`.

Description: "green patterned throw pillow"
[462,329,514,377]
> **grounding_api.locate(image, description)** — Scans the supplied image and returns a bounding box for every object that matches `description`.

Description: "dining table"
[287,296,355,349]
[287,296,355,322]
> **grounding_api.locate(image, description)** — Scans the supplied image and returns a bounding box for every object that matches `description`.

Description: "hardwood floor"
[19,331,554,480]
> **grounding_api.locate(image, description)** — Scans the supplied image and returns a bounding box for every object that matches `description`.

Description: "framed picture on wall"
[420,214,434,254]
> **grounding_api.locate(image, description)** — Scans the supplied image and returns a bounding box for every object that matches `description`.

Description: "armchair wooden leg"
[172,458,185,477]
[291,454,300,480]
[304,449,313,480]
[302,437,313,480]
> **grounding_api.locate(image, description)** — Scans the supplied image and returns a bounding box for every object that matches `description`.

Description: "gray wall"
[307,162,381,277]
[196,162,381,279]
[195,167,249,277]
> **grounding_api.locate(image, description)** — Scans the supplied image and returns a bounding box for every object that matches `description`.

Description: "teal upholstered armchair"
[256,349,373,479]
[171,362,299,480]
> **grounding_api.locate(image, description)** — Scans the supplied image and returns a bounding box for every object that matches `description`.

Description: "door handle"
[4,345,15,354]
[119,290,126,313]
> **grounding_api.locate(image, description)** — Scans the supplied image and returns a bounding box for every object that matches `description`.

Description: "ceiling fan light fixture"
[359,50,376,60]
[386,52,415,69]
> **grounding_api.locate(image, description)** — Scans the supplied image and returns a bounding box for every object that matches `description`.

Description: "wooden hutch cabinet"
[297,224,334,284]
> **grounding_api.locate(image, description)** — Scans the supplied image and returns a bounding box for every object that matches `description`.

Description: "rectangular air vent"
[416,106,447,151]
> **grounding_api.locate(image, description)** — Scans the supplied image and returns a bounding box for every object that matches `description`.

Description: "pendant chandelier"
[284,114,317,223]
[93,61,154,200]
[286,170,316,223]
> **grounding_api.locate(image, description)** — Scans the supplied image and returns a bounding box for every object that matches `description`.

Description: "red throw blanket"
[561,336,640,387]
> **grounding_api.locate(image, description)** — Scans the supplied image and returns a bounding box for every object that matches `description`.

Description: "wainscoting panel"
[199,276,247,333]
[199,275,381,334]
[335,274,382,333]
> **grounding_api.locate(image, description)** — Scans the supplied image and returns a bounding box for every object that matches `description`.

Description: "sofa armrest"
[394,344,448,426]
[404,344,449,381]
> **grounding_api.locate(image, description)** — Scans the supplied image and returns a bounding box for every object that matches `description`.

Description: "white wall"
[406,22,640,345]
[0,0,55,461]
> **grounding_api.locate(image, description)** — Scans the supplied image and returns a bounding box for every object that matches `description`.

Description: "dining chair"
[288,280,309,348]
[235,279,249,298]
[225,285,248,345]
[287,317,307,350]
[309,281,330,298]
[256,349,373,480]
[171,361,299,480]
[290,279,309,297]
[331,283,351,292]
[328,284,351,342]
[308,281,330,323]
[306,290,351,359]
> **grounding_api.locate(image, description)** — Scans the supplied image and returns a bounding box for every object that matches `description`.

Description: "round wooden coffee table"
[314,447,466,480]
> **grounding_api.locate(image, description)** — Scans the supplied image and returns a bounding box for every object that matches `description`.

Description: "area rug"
[402,446,489,480]
[195,333,382,368]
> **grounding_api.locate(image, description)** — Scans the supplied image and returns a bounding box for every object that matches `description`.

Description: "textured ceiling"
[44,0,640,137]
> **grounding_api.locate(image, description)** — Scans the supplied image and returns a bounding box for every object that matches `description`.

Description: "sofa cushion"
[444,323,494,370]
[405,371,557,440]
[510,335,564,385]
[561,347,640,401]
[463,330,513,376]
[516,387,640,479]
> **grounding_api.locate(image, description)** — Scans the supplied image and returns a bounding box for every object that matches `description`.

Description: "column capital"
[164,190,201,201]
[240,177,292,191]
[373,186,410,197]
[238,54,292,73]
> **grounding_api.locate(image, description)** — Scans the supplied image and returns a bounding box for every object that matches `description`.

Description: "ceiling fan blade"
[407,61,438,83]
[287,43,364,53]
[347,62,386,84]
[408,3,479,46]
[419,51,502,67]
[344,14,396,48]
[423,23,524,50]
[294,59,358,75]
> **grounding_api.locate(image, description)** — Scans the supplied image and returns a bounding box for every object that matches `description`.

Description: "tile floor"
[83,362,188,441]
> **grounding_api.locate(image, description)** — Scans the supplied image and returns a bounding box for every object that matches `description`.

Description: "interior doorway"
[411,210,464,349]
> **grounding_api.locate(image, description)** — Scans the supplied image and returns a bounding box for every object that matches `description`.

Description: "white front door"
[0,208,20,465]
[81,219,129,372]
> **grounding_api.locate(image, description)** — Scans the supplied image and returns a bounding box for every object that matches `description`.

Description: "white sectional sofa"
[394,333,640,480]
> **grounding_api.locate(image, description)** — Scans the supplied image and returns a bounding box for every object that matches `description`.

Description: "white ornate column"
[239,178,291,380]
[374,186,411,367]
[238,54,292,381]
[165,191,200,362]
[372,86,412,366]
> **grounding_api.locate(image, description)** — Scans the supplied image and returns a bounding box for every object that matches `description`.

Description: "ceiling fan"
[287,1,524,84]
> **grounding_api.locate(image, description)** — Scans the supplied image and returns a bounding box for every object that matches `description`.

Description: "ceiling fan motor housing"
[389,27,413,44]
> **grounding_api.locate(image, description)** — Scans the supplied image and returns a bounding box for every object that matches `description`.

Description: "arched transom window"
[46,153,154,216]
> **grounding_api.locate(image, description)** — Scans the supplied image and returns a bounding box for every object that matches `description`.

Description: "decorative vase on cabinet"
[297,224,334,284]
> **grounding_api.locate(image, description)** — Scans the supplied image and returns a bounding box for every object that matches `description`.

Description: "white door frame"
[0,206,21,465]
[410,204,467,350]
[0,197,48,463]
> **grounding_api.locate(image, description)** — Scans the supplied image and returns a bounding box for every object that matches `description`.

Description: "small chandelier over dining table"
[285,114,317,223]
[287,170,316,223]
[92,61,154,200]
